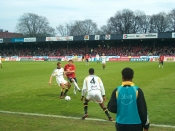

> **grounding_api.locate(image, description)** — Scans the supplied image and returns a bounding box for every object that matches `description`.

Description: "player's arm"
[137,88,150,130]
[67,65,76,73]
[67,70,75,73]
[81,78,87,101]
[98,78,106,101]
[48,75,53,85]
[63,71,67,78]
[107,88,117,113]
[49,69,56,85]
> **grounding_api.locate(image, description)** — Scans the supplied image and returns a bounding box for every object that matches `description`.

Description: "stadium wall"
[1,56,175,62]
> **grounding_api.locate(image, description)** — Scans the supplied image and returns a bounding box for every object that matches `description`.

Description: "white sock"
[159,65,160,68]
[73,81,80,90]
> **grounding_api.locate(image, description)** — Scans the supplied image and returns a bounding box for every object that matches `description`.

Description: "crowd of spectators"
[0,43,175,56]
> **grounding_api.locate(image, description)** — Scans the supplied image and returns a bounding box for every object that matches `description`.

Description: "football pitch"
[0,61,175,131]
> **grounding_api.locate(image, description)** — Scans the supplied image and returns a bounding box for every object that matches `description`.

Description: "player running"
[64,59,81,95]
[96,53,100,63]
[48,62,71,99]
[159,54,164,69]
[85,54,90,66]
[101,53,107,69]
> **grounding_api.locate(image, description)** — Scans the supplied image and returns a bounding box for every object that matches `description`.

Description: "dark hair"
[89,68,94,74]
[69,59,73,63]
[57,62,61,66]
[122,67,134,80]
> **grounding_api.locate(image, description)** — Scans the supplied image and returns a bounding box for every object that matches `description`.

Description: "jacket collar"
[121,81,135,86]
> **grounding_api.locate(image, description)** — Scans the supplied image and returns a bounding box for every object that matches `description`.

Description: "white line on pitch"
[0,110,175,128]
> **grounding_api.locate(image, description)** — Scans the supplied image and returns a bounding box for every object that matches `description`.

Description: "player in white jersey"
[49,62,71,99]
[101,53,106,69]
[96,53,100,63]
[81,68,113,121]
[0,56,2,68]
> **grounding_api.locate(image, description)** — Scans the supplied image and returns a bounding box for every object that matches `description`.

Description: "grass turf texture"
[0,61,175,131]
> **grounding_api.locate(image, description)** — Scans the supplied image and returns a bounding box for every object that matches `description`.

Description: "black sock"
[60,92,64,97]
[64,89,68,96]
[103,107,110,118]
[84,102,88,114]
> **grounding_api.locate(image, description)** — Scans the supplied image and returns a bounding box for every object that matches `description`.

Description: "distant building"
[0,30,23,38]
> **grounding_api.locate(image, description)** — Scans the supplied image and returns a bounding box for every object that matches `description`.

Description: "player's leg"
[97,59,99,63]
[99,102,113,121]
[162,62,164,68]
[68,78,76,95]
[94,91,112,121]
[87,59,89,66]
[63,81,71,96]
[71,78,81,92]
[86,59,88,65]
[102,62,106,69]
[0,63,2,68]
[159,62,160,68]
[60,84,65,98]
[82,98,89,119]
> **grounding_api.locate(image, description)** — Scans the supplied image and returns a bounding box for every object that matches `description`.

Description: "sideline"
[0,110,175,128]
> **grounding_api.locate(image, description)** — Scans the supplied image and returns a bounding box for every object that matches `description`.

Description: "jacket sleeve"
[137,88,150,130]
[107,88,117,113]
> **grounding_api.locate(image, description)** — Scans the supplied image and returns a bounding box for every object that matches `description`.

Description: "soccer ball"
[65,96,71,101]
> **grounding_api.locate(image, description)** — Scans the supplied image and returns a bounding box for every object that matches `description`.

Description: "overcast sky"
[1,0,175,33]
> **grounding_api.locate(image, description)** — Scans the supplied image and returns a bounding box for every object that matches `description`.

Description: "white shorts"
[86,90,103,103]
[56,78,67,86]
[102,61,106,64]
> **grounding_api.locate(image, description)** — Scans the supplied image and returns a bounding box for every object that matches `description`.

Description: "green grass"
[0,61,175,131]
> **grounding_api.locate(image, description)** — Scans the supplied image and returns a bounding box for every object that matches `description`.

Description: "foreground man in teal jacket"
[107,67,150,131]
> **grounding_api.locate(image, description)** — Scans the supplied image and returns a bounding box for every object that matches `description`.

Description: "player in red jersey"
[85,54,90,66]
[64,59,81,94]
[159,54,164,69]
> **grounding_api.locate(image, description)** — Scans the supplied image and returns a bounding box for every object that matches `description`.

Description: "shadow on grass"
[37,93,60,98]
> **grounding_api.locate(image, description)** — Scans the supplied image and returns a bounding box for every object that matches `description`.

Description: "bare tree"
[140,15,151,33]
[132,10,150,33]
[168,8,175,32]
[56,19,98,36]
[149,12,171,33]
[106,9,135,34]
[16,13,56,37]
[56,23,74,36]
[98,25,113,34]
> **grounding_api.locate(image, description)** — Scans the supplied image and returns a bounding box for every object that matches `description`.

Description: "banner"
[12,38,24,42]
[130,58,149,61]
[2,55,175,62]
[24,38,36,42]
[20,58,34,61]
[123,33,158,39]
[46,36,73,41]
[164,56,175,62]
[172,32,175,38]
[0,39,3,43]
[95,35,100,40]
[19,56,33,58]
[84,35,89,40]
[105,34,111,40]
[109,58,130,61]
